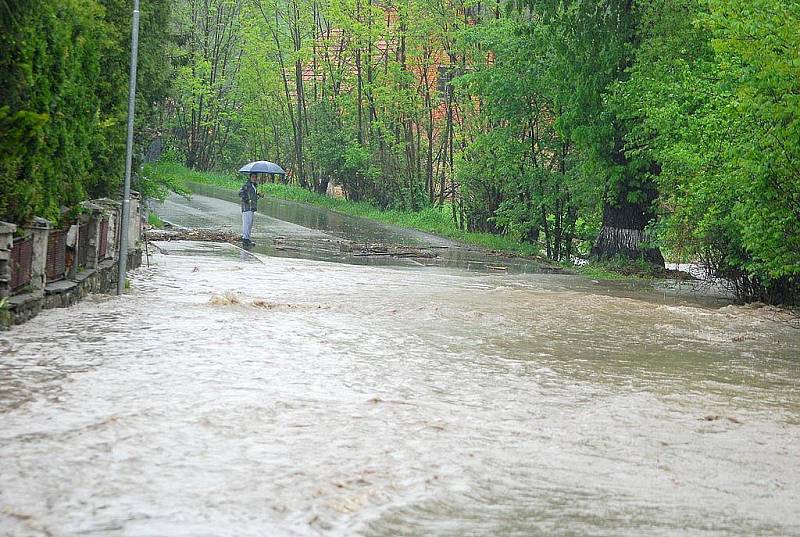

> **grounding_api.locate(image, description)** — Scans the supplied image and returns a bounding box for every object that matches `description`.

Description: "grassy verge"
[572,255,685,281]
[146,161,544,258]
[572,263,636,281]
[147,211,165,229]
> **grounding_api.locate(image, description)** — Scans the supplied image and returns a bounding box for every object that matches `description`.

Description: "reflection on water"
[186,182,453,248]
[1,241,798,536]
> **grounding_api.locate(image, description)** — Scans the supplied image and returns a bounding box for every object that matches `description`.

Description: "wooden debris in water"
[251,299,277,309]
[146,228,239,243]
[341,241,438,259]
[702,415,743,424]
[732,334,756,342]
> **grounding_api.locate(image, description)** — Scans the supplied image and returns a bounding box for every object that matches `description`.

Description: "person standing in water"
[239,172,261,246]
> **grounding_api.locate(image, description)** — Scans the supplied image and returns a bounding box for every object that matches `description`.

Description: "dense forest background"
[1,0,798,303]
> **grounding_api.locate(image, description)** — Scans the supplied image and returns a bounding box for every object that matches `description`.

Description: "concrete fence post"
[0,222,17,300]
[80,202,103,270]
[93,198,122,263]
[65,222,79,280]
[129,191,142,256]
[22,217,51,297]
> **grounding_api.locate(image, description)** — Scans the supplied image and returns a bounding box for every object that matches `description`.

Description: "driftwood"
[145,228,239,243]
[144,229,440,260]
[340,241,439,259]
[351,248,438,259]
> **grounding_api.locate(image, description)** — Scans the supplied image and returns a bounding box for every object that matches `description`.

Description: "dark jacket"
[239,181,258,212]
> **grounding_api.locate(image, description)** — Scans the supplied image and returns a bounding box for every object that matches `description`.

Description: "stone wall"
[0,193,143,329]
[0,222,16,301]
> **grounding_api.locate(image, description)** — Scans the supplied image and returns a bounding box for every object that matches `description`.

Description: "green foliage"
[0,107,49,224]
[456,16,602,261]
[704,0,800,283]
[147,211,165,229]
[1,0,108,223]
[304,101,383,203]
[0,0,173,225]
[608,0,800,302]
[306,102,350,185]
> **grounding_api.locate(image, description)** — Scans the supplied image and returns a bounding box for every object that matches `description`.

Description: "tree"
[608,0,799,302]
[171,0,244,171]
[0,0,173,224]
[455,8,602,261]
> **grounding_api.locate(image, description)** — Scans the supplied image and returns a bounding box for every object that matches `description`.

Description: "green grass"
[147,161,544,259]
[572,264,633,281]
[145,162,242,191]
[147,211,165,229]
[571,255,672,282]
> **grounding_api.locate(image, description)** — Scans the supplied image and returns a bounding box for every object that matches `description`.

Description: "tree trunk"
[592,122,665,267]
[591,196,664,266]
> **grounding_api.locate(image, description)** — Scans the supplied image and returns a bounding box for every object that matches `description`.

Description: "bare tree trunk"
[440,86,452,206]
[355,0,364,145]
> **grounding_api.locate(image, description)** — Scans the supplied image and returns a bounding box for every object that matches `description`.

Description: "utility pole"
[117,0,140,295]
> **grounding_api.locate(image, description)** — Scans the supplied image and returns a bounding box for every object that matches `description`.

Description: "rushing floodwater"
[1,194,798,536]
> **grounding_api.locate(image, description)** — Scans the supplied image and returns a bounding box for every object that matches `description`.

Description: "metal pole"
[117,0,140,295]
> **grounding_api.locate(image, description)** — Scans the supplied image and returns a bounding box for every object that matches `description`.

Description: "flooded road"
[1,191,799,536]
[154,183,561,275]
[156,184,732,306]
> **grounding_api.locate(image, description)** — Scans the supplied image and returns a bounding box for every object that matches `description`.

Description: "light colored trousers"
[241,210,254,240]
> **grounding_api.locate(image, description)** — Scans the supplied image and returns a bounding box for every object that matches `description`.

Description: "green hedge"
[0,0,171,226]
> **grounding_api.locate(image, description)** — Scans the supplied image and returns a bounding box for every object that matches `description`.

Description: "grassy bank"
[572,260,666,281]
[146,161,545,258]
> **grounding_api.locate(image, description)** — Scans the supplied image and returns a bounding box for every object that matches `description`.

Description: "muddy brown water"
[0,189,798,536]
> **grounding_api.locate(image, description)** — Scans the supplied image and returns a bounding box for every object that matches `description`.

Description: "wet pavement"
[153,183,556,274]
[1,189,799,536]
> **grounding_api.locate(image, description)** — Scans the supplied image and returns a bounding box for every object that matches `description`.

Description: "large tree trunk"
[592,118,665,267]
[591,194,664,267]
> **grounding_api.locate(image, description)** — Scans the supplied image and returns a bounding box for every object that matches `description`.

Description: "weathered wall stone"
[22,217,51,297]
[3,250,142,329]
[0,221,17,301]
[1,191,145,329]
